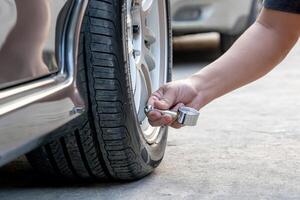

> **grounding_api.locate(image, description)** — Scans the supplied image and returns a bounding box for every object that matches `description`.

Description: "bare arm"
[192,8,300,107]
[148,8,300,128]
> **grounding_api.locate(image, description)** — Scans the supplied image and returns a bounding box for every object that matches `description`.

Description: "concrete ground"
[1,41,300,200]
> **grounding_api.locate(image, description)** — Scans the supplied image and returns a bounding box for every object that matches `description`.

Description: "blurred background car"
[171,0,262,52]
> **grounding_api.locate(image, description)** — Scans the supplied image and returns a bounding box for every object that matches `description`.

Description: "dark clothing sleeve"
[264,0,300,14]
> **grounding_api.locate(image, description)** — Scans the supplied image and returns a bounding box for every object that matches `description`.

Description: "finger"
[168,103,185,128]
[149,119,163,127]
[149,114,173,127]
[162,114,173,125]
[154,87,177,110]
[146,89,164,121]
[170,103,185,112]
[155,103,184,127]
[147,110,162,122]
[147,88,163,106]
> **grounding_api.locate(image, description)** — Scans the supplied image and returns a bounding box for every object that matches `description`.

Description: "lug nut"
[133,25,140,34]
[133,50,141,58]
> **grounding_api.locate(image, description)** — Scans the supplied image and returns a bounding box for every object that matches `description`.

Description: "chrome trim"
[0,0,88,166]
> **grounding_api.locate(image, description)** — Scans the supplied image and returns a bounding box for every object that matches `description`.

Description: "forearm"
[147,9,300,128]
[192,18,299,107]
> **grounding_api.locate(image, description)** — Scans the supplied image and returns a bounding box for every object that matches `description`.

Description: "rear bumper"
[171,0,253,35]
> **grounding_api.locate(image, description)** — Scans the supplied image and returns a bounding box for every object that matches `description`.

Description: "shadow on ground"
[0,156,151,189]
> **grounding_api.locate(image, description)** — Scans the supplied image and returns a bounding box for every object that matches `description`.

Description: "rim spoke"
[134,69,142,112]
[139,62,152,98]
[143,46,156,71]
[144,26,156,45]
[142,0,154,15]
[130,54,137,94]
[136,64,152,121]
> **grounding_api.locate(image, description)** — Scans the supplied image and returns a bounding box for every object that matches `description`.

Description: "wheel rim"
[125,0,168,144]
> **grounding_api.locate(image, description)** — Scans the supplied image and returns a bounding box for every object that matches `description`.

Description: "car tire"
[27,0,172,181]
[220,0,262,53]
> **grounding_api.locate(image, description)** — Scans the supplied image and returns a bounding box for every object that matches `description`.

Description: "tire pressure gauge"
[144,105,200,126]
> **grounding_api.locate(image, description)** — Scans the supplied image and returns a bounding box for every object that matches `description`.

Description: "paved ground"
[1,42,300,200]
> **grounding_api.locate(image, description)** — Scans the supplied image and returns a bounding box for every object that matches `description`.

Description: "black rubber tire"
[220,0,262,53]
[26,0,172,181]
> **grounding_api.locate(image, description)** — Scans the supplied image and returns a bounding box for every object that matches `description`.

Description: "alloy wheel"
[125,0,168,143]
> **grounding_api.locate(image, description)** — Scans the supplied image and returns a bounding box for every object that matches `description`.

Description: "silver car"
[171,0,262,51]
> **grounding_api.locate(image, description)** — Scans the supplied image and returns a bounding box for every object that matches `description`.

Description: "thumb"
[154,87,177,110]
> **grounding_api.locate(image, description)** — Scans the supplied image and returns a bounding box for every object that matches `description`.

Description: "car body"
[171,0,255,35]
[0,0,80,167]
[171,0,262,51]
[0,0,171,181]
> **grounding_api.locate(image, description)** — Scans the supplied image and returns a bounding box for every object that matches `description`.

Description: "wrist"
[188,73,213,108]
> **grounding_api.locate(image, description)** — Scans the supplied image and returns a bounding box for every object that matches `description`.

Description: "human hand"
[147,77,203,128]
